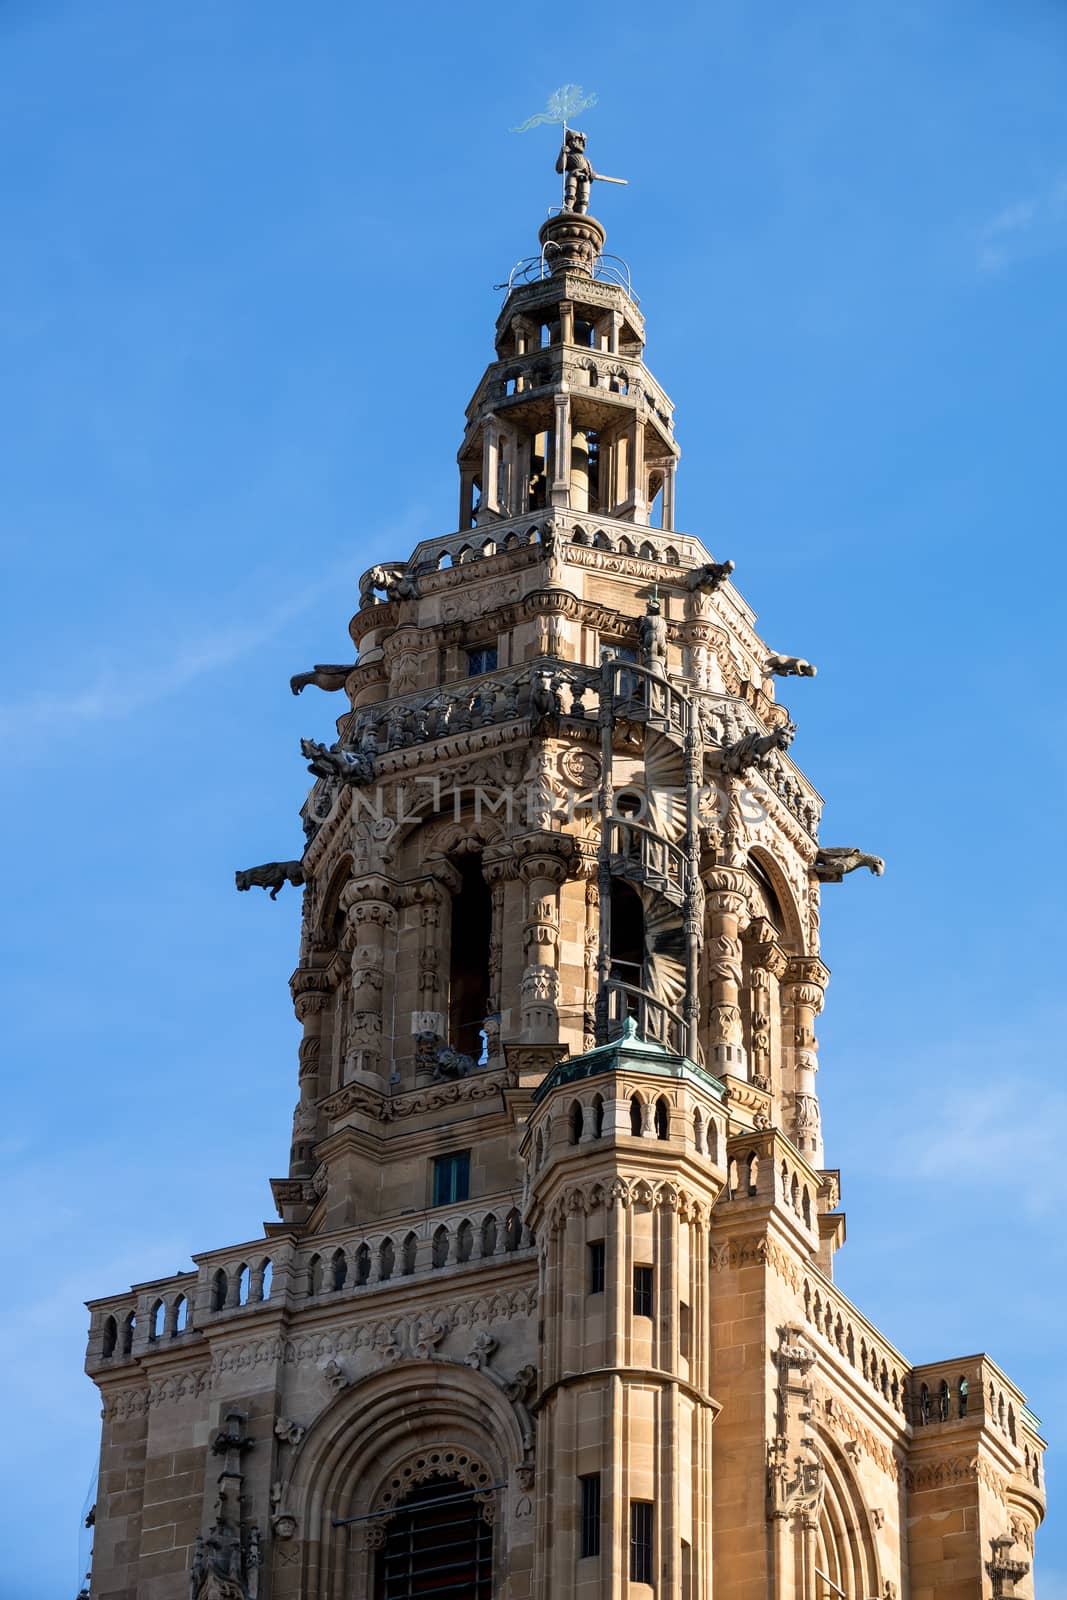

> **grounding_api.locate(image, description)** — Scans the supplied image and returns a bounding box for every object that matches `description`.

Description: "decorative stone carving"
[637,595,668,677]
[290,663,358,695]
[300,738,375,786]
[193,1410,260,1600]
[359,565,418,607]
[814,847,885,881]
[764,654,817,678]
[321,1357,351,1391]
[718,721,796,776]
[686,558,735,593]
[273,1417,306,1446]
[235,861,304,899]
[986,1534,1030,1597]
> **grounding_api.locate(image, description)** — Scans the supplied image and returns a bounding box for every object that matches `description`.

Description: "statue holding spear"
[511,84,627,216]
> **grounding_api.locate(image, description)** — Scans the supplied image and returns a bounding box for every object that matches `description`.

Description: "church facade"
[84,167,1046,1600]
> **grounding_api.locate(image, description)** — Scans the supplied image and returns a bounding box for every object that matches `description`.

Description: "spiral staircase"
[594,657,703,1063]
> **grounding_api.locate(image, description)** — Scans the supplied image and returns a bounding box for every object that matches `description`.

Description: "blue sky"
[1,2,1065,1594]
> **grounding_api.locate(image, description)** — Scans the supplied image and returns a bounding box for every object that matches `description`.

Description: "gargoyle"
[434,1045,476,1082]
[765,654,817,678]
[235,861,304,899]
[358,565,418,609]
[686,558,735,593]
[290,663,358,695]
[300,737,375,786]
[814,848,885,882]
[719,722,795,775]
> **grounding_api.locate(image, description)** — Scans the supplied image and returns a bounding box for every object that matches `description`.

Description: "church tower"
[83,147,1047,1600]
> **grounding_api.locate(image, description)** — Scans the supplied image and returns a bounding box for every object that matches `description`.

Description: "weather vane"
[511,83,628,216]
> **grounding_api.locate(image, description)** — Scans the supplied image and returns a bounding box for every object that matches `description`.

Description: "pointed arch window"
[375,1475,493,1599]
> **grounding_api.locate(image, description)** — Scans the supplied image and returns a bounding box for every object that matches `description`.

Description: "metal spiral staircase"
[594,657,703,1062]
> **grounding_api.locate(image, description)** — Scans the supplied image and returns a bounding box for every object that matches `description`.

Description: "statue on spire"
[556,129,627,215]
[510,85,626,216]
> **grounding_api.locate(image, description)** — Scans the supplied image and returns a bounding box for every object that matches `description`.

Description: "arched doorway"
[375,1473,493,1598]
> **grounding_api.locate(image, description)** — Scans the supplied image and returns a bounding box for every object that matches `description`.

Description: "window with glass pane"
[467,646,498,676]
[579,1473,601,1558]
[588,1240,605,1295]
[632,1265,654,1319]
[629,1500,654,1583]
[432,1151,471,1207]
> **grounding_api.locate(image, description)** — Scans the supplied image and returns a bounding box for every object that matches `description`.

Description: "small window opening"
[633,1265,654,1319]
[588,1240,606,1295]
[433,1151,471,1207]
[629,1501,654,1584]
[579,1474,602,1558]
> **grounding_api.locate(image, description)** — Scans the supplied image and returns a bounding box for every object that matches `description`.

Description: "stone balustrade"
[85,1194,534,1371]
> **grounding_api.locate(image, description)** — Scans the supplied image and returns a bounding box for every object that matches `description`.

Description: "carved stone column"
[550,392,571,508]
[482,854,513,1061]
[784,955,829,1163]
[705,867,749,1076]
[288,967,334,1176]
[339,875,397,1092]
[746,920,788,1099]
[513,835,573,1043]
[582,878,599,1053]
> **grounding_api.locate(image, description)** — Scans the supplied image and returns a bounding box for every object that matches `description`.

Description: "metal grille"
[377,1477,493,1599]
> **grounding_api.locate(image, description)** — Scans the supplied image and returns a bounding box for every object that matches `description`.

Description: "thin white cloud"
[0,558,364,740]
[978,176,1067,272]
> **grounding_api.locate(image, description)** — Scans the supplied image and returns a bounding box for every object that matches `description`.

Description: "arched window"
[101,1316,117,1358]
[259,1260,273,1301]
[237,1265,250,1306]
[307,1254,323,1296]
[802,1188,812,1228]
[481,1214,498,1257]
[958,1376,968,1418]
[211,1269,228,1312]
[692,1108,703,1153]
[375,1475,492,1599]
[569,1101,584,1144]
[432,1226,450,1268]
[746,1151,758,1193]
[655,1097,670,1140]
[328,1249,347,1292]
[449,858,493,1059]
[534,1129,544,1168]
[707,1119,719,1163]
[173,1294,188,1334]
[150,1300,165,1341]
[629,1095,643,1137]
[456,1220,474,1263]
[938,1380,950,1421]
[402,1232,418,1275]
[121,1311,136,1357]
[592,1094,605,1139]
[919,1383,930,1424]
[379,1239,395,1282]
[504,1209,522,1251]
[355,1243,371,1286]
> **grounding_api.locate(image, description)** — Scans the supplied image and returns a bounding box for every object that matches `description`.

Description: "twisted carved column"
[705,867,750,1076]
[339,874,397,1091]
[784,955,829,1162]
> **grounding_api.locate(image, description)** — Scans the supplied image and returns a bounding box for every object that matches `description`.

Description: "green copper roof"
[532,1016,727,1103]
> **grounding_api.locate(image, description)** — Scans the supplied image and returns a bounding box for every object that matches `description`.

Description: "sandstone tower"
[84,157,1047,1600]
